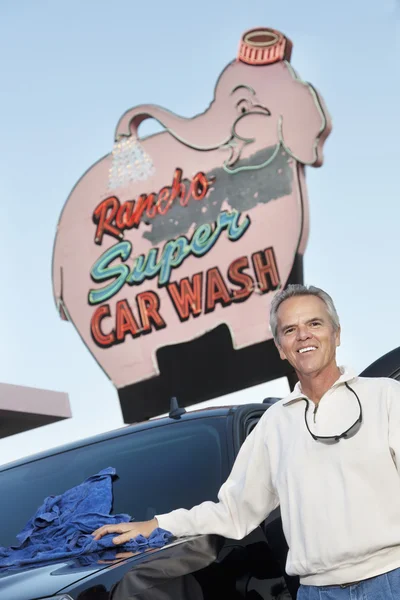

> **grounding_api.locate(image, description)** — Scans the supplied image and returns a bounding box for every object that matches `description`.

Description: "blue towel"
[0,467,172,569]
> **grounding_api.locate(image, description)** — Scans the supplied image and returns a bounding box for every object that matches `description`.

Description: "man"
[93,285,400,599]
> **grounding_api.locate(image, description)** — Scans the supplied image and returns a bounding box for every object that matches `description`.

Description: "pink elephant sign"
[52,27,331,419]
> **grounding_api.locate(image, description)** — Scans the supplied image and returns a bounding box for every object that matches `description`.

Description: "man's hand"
[92,518,159,545]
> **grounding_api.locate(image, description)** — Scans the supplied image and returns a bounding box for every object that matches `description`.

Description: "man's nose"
[296,326,311,341]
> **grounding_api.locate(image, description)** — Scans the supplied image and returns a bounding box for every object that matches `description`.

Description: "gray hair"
[270,284,340,342]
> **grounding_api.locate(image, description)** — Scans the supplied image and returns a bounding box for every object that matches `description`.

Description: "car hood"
[0,550,128,599]
[0,536,222,600]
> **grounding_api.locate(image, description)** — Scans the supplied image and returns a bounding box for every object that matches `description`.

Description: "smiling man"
[93,285,400,599]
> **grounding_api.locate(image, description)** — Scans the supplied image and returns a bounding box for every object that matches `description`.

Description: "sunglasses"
[304,382,363,444]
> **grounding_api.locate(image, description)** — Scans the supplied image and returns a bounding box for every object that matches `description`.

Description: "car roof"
[0,405,236,472]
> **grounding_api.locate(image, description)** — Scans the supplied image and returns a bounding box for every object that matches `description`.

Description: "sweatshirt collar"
[283,366,358,406]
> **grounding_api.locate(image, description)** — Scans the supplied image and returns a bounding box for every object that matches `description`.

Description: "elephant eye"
[236,98,251,115]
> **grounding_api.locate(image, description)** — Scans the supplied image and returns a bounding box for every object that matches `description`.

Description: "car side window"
[0,417,230,548]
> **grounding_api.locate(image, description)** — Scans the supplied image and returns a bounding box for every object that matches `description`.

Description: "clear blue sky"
[0,0,399,465]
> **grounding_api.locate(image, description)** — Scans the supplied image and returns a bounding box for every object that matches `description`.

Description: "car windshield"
[0,416,230,548]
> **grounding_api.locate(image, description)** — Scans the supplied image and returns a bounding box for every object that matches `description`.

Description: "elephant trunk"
[114,104,230,151]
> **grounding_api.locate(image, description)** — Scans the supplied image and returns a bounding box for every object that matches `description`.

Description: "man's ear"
[274,338,287,361]
[335,325,341,348]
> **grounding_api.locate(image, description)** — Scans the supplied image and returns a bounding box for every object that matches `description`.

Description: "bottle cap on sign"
[238,28,292,65]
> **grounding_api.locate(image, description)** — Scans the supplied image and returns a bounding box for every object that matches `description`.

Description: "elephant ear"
[279,67,331,167]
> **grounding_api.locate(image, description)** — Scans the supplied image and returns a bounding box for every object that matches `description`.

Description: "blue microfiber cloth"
[0,467,172,569]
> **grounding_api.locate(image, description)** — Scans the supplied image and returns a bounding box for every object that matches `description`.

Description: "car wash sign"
[52,27,331,391]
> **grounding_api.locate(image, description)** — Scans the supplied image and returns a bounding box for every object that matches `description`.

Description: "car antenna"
[169,397,186,419]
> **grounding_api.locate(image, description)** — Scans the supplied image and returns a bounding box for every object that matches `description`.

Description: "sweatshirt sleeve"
[155,412,279,539]
[388,378,400,476]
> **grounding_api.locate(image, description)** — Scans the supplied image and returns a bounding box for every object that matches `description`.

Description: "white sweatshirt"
[156,368,400,586]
